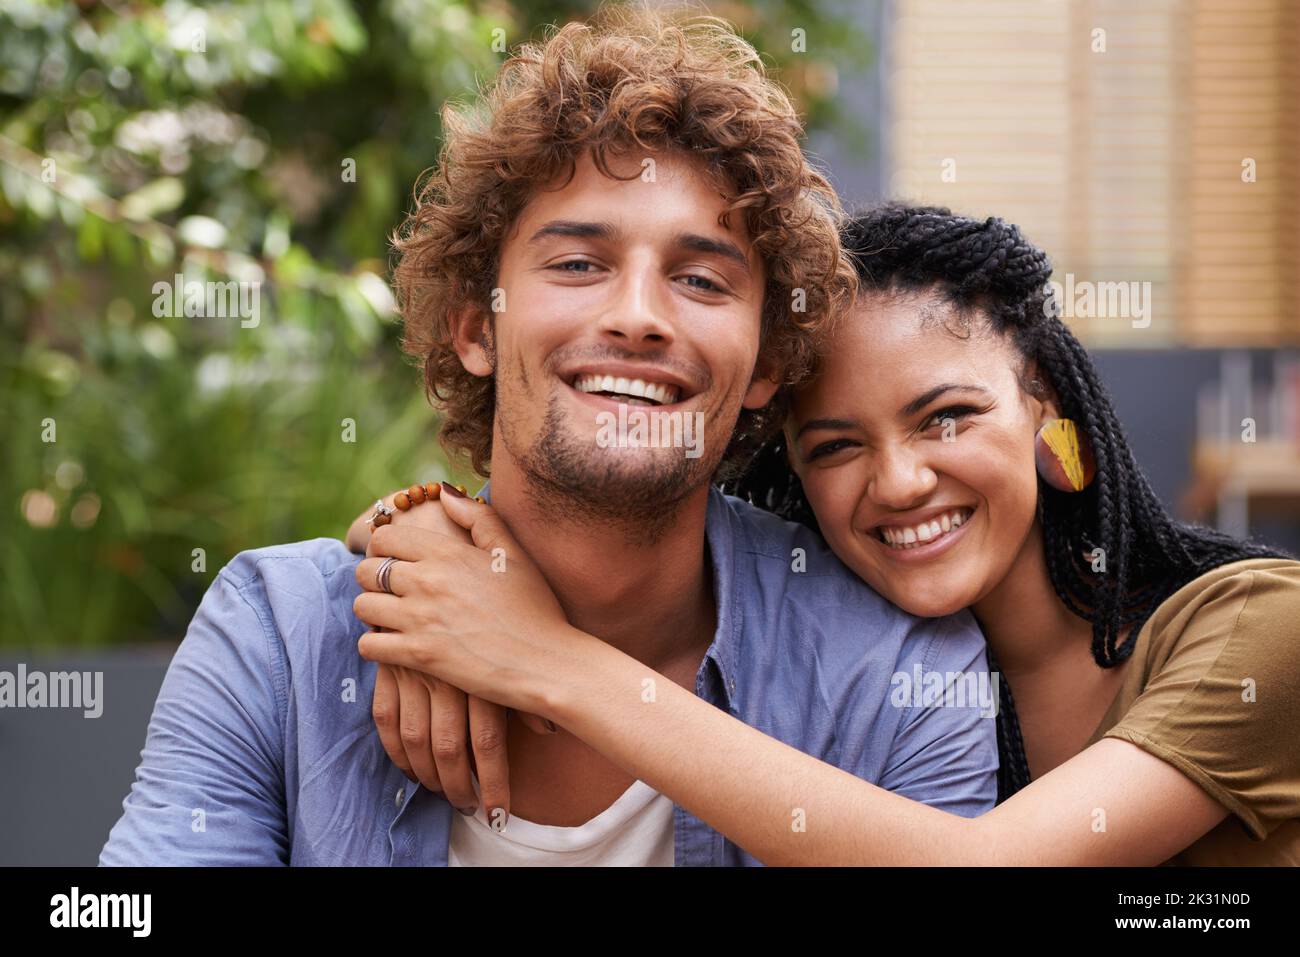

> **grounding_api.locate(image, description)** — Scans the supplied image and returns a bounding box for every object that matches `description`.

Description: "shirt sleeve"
[98,563,291,865]
[875,612,999,817]
[1101,565,1300,840]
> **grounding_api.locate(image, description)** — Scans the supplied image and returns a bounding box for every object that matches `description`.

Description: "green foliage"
[0,0,870,646]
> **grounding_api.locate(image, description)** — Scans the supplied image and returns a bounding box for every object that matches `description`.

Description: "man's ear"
[741,355,782,411]
[449,304,493,377]
[780,421,801,474]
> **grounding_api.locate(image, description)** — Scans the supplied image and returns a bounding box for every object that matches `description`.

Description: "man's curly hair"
[390,1,858,478]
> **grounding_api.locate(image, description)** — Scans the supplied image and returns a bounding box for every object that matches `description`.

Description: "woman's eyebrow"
[900,384,990,417]
[794,386,992,441]
[793,417,858,442]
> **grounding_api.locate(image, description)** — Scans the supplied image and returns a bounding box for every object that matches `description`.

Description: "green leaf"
[119,176,185,221]
[76,215,104,261]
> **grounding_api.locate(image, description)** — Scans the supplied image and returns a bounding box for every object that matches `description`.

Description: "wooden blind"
[1181,0,1298,345]
[885,0,1299,347]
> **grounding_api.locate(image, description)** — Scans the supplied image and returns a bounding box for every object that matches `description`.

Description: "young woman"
[349,204,1300,865]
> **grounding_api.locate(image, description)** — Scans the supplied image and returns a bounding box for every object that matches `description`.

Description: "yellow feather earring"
[1034,418,1096,492]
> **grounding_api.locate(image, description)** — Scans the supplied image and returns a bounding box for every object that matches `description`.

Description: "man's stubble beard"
[494,357,733,547]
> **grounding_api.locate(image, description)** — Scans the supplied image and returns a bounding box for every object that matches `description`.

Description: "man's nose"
[867,446,938,510]
[597,261,674,347]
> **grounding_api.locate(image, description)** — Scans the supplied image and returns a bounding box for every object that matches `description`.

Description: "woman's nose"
[867,447,938,510]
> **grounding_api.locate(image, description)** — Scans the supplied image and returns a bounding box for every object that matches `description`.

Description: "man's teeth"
[878,509,972,549]
[572,374,680,406]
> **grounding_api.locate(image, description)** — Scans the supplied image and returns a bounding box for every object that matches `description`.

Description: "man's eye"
[550,260,597,273]
[808,438,854,460]
[681,274,722,292]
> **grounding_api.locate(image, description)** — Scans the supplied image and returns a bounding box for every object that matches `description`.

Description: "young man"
[99,4,996,867]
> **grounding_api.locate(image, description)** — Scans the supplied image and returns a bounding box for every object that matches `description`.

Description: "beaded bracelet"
[366,482,478,528]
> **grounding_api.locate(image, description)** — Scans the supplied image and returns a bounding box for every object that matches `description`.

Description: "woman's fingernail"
[440,481,467,498]
[457,805,477,816]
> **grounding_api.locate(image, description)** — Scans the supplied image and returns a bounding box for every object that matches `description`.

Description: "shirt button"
[394,786,405,808]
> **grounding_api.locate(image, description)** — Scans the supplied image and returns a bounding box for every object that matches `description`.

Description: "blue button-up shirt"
[100,485,997,866]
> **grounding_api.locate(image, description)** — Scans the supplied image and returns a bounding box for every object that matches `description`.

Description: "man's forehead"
[514,147,748,237]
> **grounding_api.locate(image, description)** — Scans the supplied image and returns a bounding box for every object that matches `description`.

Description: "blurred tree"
[0,0,871,646]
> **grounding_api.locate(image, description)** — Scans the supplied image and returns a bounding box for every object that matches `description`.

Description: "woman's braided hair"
[724,203,1289,802]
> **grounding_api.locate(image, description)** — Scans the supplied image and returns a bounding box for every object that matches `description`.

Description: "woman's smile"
[869,504,977,563]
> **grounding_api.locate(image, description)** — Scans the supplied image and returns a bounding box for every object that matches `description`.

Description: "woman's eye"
[808,438,854,460]
[924,405,978,430]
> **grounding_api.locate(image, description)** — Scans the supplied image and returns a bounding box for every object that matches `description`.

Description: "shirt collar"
[701,484,741,708]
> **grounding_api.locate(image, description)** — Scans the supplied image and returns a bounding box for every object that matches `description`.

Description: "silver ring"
[367,499,394,529]
[376,556,399,594]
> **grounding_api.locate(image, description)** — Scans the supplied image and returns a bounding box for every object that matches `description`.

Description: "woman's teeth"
[573,374,679,406]
[877,508,972,549]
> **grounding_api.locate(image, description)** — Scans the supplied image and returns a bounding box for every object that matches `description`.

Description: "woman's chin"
[853,564,977,619]
[894,593,972,620]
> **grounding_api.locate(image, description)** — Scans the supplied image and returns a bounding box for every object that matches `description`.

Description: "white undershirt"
[447,773,675,866]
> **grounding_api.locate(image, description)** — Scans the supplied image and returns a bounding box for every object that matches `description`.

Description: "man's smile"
[561,360,703,412]
[572,373,679,406]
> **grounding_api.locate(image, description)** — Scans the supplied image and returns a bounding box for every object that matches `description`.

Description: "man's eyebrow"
[900,384,990,418]
[793,417,859,442]
[527,220,618,244]
[674,232,751,271]
[528,221,750,277]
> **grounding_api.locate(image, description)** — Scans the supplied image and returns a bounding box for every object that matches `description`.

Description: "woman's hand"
[350,484,551,820]
[345,485,463,555]
[354,489,603,720]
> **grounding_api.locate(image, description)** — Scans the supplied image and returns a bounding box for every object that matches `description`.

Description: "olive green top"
[1084,558,1300,865]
